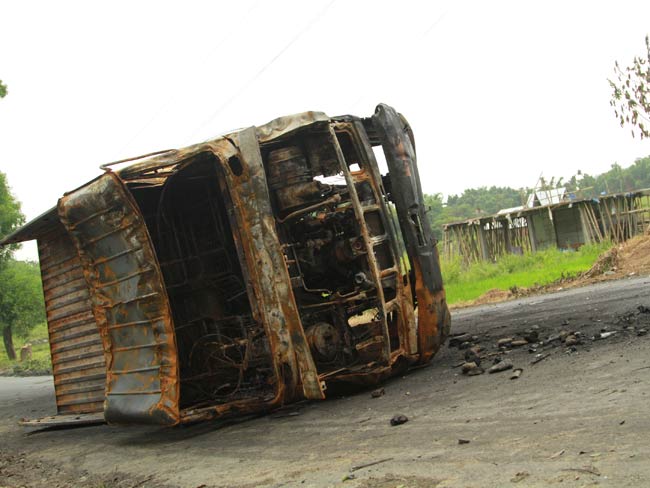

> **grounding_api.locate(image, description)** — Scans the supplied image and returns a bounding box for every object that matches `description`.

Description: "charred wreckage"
[2,104,450,427]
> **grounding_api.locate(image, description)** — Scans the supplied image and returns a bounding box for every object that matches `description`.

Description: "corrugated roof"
[527,188,566,207]
[0,206,59,245]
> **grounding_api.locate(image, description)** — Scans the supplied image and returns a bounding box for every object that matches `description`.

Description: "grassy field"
[441,241,611,305]
[0,322,51,375]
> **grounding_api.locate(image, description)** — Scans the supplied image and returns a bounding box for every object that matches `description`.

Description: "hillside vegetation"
[425,155,650,240]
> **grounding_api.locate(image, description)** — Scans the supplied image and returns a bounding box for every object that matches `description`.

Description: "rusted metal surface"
[370,104,451,362]
[256,111,330,143]
[37,222,106,415]
[7,103,450,427]
[19,412,104,428]
[58,173,180,425]
[227,128,324,404]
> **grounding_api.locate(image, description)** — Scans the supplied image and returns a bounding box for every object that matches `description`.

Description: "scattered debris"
[350,457,393,472]
[531,353,550,365]
[497,338,513,348]
[458,439,470,445]
[461,362,484,376]
[618,311,637,324]
[632,365,650,372]
[449,334,472,348]
[464,346,482,366]
[371,388,385,398]
[270,409,302,419]
[448,331,468,337]
[560,466,601,477]
[564,334,580,347]
[523,329,540,343]
[488,360,513,374]
[619,420,625,425]
[390,414,409,426]
[543,334,562,346]
[461,361,477,373]
[593,331,617,340]
[510,368,523,380]
[130,476,154,488]
[550,449,565,459]
[511,471,530,483]
[448,304,650,386]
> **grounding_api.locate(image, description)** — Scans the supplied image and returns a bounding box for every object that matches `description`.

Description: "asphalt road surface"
[1,275,650,488]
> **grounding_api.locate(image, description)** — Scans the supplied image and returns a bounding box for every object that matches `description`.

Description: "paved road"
[2,275,650,488]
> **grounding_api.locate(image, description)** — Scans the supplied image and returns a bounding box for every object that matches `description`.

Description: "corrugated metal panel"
[38,223,106,415]
[553,207,585,248]
[530,211,556,250]
[0,206,59,245]
[58,172,180,425]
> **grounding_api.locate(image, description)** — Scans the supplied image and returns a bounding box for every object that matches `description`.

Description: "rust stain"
[37,224,106,416]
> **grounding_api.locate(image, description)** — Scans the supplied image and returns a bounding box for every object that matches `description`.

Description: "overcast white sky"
[2,0,650,260]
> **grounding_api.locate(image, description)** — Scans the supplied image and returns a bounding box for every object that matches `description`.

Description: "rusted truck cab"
[3,104,450,426]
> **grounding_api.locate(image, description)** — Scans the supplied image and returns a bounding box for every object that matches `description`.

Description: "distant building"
[443,189,650,263]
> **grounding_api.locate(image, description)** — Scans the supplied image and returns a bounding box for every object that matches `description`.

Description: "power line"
[420,9,448,39]
[117,1,262,154]
[186,0,336,143]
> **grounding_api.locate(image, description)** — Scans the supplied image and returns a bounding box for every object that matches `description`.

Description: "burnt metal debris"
[2,104,450,427]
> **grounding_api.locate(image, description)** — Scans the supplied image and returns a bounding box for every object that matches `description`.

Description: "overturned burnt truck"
[3,104,450,427]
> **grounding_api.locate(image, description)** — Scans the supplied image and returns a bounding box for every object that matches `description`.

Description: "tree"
[0,171,29,360]
[444,186,523,219]
[609,36,650,139]
[0,260,44,360]
[563,157,650,197]
[0,172,25,263]
[0,79,6,98]
[424,186,526,239]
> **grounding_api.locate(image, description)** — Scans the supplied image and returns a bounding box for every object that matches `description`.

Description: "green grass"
[0,322,52,375]
[441,241,612,305]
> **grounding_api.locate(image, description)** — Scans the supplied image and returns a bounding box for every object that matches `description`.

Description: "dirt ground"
[1,273,650,488]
